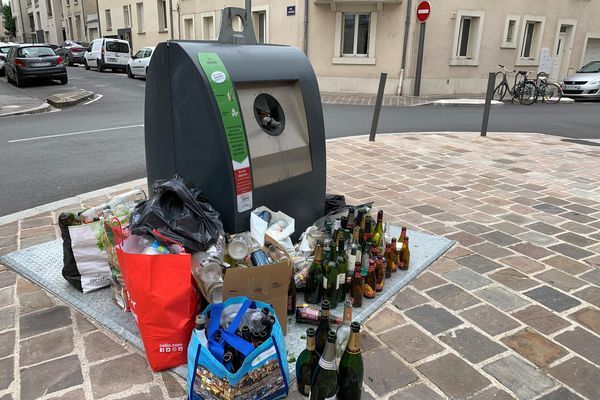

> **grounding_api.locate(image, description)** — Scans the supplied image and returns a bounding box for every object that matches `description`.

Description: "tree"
[1,4,16,38]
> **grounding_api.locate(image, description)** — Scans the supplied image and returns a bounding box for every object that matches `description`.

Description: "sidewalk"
[1,132,600,399]
[0,79,51,117]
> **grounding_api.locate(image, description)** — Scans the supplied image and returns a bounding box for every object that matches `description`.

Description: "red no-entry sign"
[416,1,431,23]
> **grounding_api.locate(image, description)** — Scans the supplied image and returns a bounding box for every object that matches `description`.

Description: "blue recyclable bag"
[187,296,290,400]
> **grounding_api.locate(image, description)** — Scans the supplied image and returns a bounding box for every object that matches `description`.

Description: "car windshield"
[577,61,600,73]
[18,47,56,58]
[0,46,12,54]
[106,42,129,53]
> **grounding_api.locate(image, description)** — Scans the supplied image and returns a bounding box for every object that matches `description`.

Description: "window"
[34,0,38,8]
[158,0,168,31]
[67,16,73,37]
[144,48,152,58]
[105,10,112,31]
[136,3,144,33]
[342,13,370,56]
[106,41,129,53]
[451,11,484,66]
[46,0,52,16]
[252,10,267,43]
[75,15,82,39]
[501,16,519,48]
[184,18,193,39]
[134,49,144,58]
[123,5,131,28]
[35,12,41,29]
[517,16,545,65]
[202,15,214,40]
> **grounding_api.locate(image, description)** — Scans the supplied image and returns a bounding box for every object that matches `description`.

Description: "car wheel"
[14,72,24,87]
[0,67,5,77]
[60,77,68,85]
[126,66,133,78]
[84,59,90,70]
[6,70,12,83]
[97,60,104,72]
[67,55,74,66]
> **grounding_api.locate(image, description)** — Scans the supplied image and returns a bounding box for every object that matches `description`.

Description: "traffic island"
[47,90,94,108]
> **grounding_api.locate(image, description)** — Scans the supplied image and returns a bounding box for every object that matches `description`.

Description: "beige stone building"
[11,0,65,44]
[61,0,101,41]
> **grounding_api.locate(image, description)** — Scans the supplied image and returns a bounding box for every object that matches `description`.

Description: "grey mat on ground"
[0,226,452,381]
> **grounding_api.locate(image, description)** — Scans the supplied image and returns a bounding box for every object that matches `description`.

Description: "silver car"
[561,61,600,99]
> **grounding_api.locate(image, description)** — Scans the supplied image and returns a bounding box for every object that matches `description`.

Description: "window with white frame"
[501,16,519,48]
[46,0,52,16]
[451,11,484,65]
[342,13,370,56]
[252,10,267,44]
[184,17,193,39]
[517,16,545,65]
[202,15,214,40]
[105,9,112,31]
[136,2,144,33]
[158,0,168,31]
[123,5,131,28]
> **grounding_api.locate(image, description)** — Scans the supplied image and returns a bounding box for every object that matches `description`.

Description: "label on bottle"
[337,273,345,286]
[318,357,337,371]
[323,277,328,289]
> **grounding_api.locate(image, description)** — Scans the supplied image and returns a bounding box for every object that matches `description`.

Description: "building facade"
[11,0,65,44]
[60,0,101,42]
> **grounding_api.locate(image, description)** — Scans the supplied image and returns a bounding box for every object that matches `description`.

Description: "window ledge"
[332,57,376,65]
[501,42,516,49]
[137,31,146,35]
[158,29,169,33]
[450,58,479,66]
[106,28,112,31]
[515,58,539,66]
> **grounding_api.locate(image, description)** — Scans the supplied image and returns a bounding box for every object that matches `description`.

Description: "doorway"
[117,28,133,50]
[551,23,575,82]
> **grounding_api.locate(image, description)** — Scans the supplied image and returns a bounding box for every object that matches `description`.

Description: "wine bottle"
[194,315,208,347]
[375,256,385,292]
[350,262,363,308]
[305,241,324,304]
[398,226,407,244]
[346,207,355,230]
[288,275,297,315]
[337,322,364,400]
[297,328,319,396]
[325,240,339,309]
[371,210,384,249]
[362,215,373,245]
[384,243,393,278]
[310,331,338,400]
[336,232,348,304]
[390,238,398,273]
[296,304,343,325]
[315,300,331,356]
[335,301,353,361]
[398,237,410,271]
[364,260,376,299]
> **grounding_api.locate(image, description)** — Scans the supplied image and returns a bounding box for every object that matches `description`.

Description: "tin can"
[250,249,270,266]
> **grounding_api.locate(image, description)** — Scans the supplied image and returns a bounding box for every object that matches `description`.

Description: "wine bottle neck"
[319,341,337,370]
[307,335,315,351]
[346,331,361,353]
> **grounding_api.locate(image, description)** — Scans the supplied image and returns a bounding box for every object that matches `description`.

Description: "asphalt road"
[1,66,599,217]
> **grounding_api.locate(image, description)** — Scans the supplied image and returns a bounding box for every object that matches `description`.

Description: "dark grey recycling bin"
[144,7,326,237]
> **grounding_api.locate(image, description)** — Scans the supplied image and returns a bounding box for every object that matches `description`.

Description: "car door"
[131,49,145,75]
[140,48,153,77]
[116,42,131,66]
[5,47,14,78]
[86,41,98,66]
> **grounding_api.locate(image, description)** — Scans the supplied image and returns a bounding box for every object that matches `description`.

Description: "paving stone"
[429,257,461,273]
[89,354,153,398]
[457,254,504,274]
[360,330,381,353]
[19,305,71,338]
[20,234,57,248]
[18,289,54,314]
[516,231,557,246]
[47,388,85,400]
[20,327,74,366]
[73,311,96,333]
[569,307,600,335]
[411,271,446,290]
[469,243,514,259]
[573,286,600,308]
[20,355,83,400]
[533,203,567,214]
[526,222,564,235]
[442,267,492,290]
[502,328,567,367]
[0,306,15,330]
[392,287,428,311]
[381,324,443,363]
[439,327,506,363]
[19,225,56,239]
[555,327,600,364]
[564,203,598,214]
[475,286,529,312]
[556,232,596,248]
[83,331,126,362]
[524,286,581,312]
[120,386,164,399]
[161,372,186,398]
[499,256,545,274]
[405,304,462,335]
[411,205,444,215]
[0,271,16,289]
[509,243,553,259]
[559,221,596,234]
[560,211,595,224]
[446,232,484,246]
[549,357,600,400]
[16,278,40,295]
[418,354,489,399]
[0,245,18,255]
[389,384,444,400]
[0,330,14,358]
[483,355,554,400]
[455,222,492,235]
[534,269,586,292]
[363,348,417,396]
[548,243,593,260]
[460,304,521,336]
[0,287,13,308]
[537,387,584,400]
[0,357,13,390]
[445,246,473,259]
[427,284,481,310]
[0,222,18,237]
[0,235,17,248]
[20,216,54,229]
[544,255,591,275]
[511,305,569,334]
[489,268,538,291]
[470,388,516,400]
[490,222,527,235]
[365,307,405,333]
[480,231,521,246]
[500,213,533,225]
[538,196,569,206]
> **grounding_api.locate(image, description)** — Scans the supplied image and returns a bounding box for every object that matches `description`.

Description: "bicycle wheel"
[494,83,507,101]
[542,83,562,104]
[517,82,537,105]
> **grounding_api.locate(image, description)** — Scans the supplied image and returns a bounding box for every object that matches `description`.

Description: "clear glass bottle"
[335,301,353,362]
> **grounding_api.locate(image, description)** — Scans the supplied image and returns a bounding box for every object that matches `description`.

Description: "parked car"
[56,40,89,66]
[84,38,131,72]
[4,44,67,87]
[561,61,600,99]
[127,47,154,78]
[0,43,16,76]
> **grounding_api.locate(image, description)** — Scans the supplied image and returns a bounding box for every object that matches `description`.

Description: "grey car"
[561,61,600,99]
[4,44,68,87]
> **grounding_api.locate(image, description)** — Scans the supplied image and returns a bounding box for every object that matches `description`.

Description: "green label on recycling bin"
[197,52,249,164]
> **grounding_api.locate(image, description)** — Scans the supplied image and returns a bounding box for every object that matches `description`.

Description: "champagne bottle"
[371,210,384,249]
[360,242,371,277]
[288,275,297,315]
[297,328,319,396]
[337,322,364,400]
[335,301,353,361]
[347,207,355,230]
[350,262,363,308]
[325,240,339,309]
[310,331,338,400]
[336,232,348,304]
[364,260,376,299]
[315,300,331,356]
[390,238,398,273]
[384,243,393,278]
[340,216,348,230]
[398,237,410,270]
[362,215,373,245]
[305,241,324,304]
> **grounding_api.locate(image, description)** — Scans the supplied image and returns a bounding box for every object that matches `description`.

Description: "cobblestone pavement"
[2,132,600,399]
[321,92,436,107]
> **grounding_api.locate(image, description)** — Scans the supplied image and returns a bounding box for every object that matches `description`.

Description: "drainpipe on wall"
[81,0,87,41]
[398,0,412,95]
[169,0,174,39]
[303,0,308,55]
[95,0,101,37]
[17,0,26,42]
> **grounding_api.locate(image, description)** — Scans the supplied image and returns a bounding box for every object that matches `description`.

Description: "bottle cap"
[350,321,361,332]
[327,330,337,342]
[259,330,268,338]
[306,327,316,337]
[195,315,205,327]
[321,300,330,310]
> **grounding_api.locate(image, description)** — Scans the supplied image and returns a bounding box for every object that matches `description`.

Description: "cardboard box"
[222,237,292,334]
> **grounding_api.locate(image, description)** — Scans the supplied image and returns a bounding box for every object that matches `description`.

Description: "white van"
[84,38,131,72]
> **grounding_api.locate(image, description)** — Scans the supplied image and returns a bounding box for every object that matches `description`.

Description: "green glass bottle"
[336,232,348,304]
[315,300,331,356]
[371,210,384,249]
[305,241,324,304]
[310,330,338,400]
[325,239,339,309]
[337,322,364,400]
[296,327,319,396]
[350,262,363,308]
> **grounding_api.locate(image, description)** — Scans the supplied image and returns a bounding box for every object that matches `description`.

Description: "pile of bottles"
[78,189,147,224]
[296,300,363,399]
[192,306,278,374]
[299,207,411,309]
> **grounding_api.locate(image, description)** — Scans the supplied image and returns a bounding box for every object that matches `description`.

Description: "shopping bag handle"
[110,217,125,246]
[207,300,256,360]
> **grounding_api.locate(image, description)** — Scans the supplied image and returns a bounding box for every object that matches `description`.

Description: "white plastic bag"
[250,206,295,252]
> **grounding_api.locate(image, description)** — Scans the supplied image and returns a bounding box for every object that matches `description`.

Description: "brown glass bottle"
[350,262,363,308]
[384,243,393,278]
[390,238,398,273]
[398,237,410,270]
[375,256,385,292]
[364,260,376,299]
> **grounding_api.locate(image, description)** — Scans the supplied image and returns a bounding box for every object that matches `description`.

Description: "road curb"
[47,90,94,108]
[0,102,52,117]
[432,99,503,107]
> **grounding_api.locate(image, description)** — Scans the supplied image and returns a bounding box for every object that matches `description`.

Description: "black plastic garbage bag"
[325,194,346,215]
[130,176,224,252]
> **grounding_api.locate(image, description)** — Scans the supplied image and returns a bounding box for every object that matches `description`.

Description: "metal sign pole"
[481,72,496,137]
[369,73,388,142]
[414,21,426,97]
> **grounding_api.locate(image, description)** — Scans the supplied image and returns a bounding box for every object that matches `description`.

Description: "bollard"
[369,72,388,142]
[481,72,496,137]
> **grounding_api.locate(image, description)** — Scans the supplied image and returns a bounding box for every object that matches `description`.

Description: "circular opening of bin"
[253,93,286,136]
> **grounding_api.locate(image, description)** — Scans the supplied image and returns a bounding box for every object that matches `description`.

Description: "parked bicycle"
[493,65,537,105]
[533,72,563,104]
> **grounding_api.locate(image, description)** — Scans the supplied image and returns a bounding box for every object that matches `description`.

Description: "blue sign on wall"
[287,6,296,16]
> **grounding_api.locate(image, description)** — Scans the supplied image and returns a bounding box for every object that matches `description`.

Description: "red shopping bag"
[116,234,197,371]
